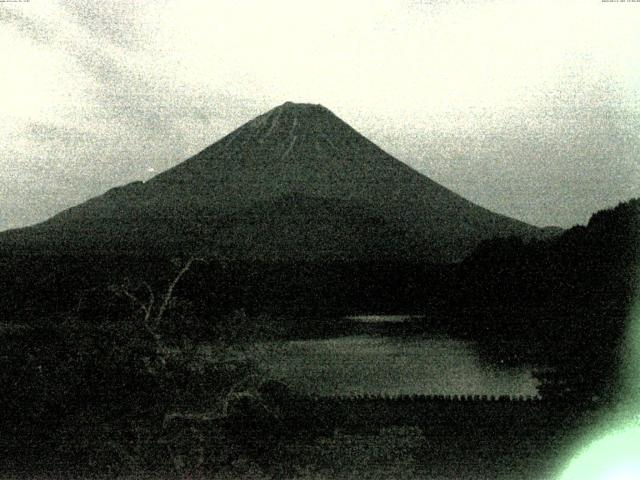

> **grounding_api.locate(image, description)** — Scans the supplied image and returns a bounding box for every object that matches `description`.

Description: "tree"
[106,257,278,475]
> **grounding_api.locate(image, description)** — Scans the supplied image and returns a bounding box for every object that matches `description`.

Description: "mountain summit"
[2,102,548,261]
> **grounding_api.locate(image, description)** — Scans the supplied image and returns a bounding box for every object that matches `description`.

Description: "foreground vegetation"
[1,259,282,477]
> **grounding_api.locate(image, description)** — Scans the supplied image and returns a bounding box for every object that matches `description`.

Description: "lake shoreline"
[261,314,543,398]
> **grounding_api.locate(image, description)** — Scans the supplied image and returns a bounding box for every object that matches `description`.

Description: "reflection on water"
[265,325,539,397]
[344,314,422,323]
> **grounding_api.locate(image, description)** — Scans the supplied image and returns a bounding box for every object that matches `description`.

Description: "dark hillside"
[443,198,640,401]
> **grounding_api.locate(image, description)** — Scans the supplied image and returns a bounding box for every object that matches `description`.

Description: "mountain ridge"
[0,101,553,262]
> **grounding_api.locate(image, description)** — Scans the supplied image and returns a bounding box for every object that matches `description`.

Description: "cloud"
[58,1,152,51]
[0,2,263,228]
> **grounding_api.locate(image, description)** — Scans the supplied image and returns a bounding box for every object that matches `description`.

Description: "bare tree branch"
[156,257,204,325]
[141,281,155,323]
[105,256,270,474]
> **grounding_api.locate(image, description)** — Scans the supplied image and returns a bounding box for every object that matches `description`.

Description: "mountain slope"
[1,102,549,262]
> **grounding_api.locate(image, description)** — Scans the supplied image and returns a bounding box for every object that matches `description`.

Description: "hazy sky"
[1,0,639,230]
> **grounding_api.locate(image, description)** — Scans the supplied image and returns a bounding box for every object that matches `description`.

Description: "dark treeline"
[0,254,452,324]
[441,199,640,402]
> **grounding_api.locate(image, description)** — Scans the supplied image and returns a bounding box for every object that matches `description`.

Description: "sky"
[0,0,639,231]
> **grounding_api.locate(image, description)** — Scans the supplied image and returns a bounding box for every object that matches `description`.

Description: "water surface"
[265,316,539,397]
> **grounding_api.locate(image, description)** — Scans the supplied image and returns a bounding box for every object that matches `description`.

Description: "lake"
[264,315,540,397]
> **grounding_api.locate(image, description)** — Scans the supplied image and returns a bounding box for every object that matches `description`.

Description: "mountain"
[0,102,552,262]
